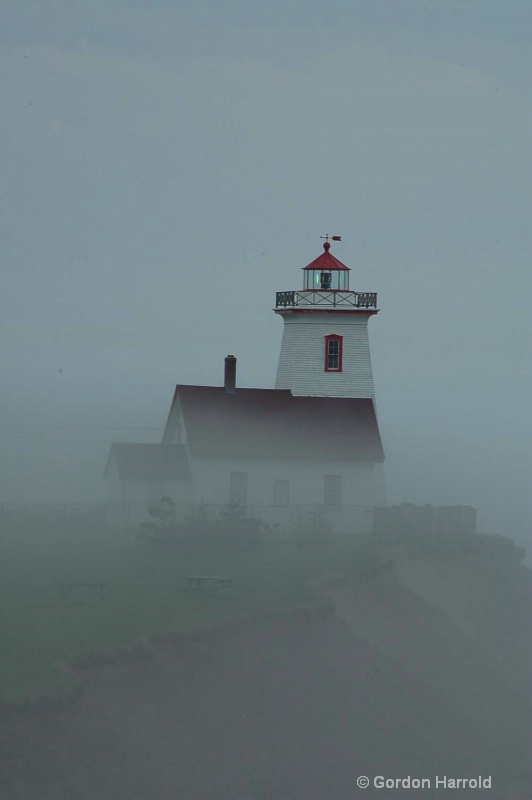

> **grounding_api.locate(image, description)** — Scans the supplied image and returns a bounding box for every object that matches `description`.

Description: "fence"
[0,501,478,538]
[106,501,376,535]
[0,501,376,535]
[0,502,107,529]
[373,504,476,538]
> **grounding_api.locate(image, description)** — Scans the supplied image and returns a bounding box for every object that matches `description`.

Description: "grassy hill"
[1,519,530,798]
[0,519,386,706]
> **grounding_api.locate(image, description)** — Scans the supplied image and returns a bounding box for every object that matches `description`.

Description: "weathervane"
[320,234,342,242]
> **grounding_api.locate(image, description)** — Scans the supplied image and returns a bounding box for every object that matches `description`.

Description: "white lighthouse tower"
[274,238,379,399]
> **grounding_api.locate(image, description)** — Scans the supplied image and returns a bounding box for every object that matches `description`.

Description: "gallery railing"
[275,290,378,309]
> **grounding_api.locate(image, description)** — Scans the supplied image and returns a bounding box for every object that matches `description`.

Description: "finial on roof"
[323,241,331,252]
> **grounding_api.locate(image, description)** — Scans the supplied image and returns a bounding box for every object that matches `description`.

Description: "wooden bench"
[59,583,107,603]
[186,576,233,593]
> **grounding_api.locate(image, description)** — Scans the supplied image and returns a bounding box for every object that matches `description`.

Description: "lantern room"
[302,240,350,291]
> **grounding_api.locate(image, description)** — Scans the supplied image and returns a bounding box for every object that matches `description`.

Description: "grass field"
[0,522,386,706]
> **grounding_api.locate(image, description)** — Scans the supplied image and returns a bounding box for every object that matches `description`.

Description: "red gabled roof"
[164,386,384,462]
[302,242,350,272]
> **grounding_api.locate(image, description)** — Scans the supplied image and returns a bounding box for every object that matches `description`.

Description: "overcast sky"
[1,0,530,546]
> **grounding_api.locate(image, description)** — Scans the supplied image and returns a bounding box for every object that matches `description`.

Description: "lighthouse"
[106,237,386,525]
[274,239,379,399]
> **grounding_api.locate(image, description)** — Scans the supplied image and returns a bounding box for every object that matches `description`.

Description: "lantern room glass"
[303,269,349,291]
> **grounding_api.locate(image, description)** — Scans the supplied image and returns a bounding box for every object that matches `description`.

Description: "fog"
[2,7,531,795]
[1,0,530,555]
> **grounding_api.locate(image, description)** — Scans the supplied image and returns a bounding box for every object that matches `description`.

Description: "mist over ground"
[2,530,531,798]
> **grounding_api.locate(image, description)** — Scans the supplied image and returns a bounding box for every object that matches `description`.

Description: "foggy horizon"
[1,0,530,552]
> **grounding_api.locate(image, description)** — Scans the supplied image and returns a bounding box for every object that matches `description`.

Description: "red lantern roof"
[302,241,350,271]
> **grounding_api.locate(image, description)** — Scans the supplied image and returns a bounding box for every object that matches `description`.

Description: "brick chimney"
[224,354,237,394]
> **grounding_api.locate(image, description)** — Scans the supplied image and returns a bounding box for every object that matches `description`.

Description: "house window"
[229,471,248,505]
[324,334,343,372]
[324,475,342,508]
[273,479,290,506]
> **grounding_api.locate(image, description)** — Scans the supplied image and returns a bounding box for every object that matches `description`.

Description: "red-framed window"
[324,334,343,372]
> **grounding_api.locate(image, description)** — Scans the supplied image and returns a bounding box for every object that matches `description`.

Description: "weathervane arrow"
[320,233,342,242]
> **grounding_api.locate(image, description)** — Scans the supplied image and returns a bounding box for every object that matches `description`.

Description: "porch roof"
[104,443,190,482]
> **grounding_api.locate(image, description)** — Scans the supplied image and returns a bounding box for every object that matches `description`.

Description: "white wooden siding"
[191,456,375,505]
[105,454,384,534]
[189,455,378,533]
[275,312,376,398]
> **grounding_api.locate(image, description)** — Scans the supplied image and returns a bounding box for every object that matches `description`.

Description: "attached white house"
[105,369,384,531]
[105,239,385,532]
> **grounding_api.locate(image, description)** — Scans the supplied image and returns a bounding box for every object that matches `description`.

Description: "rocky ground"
[1,553,530,799]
